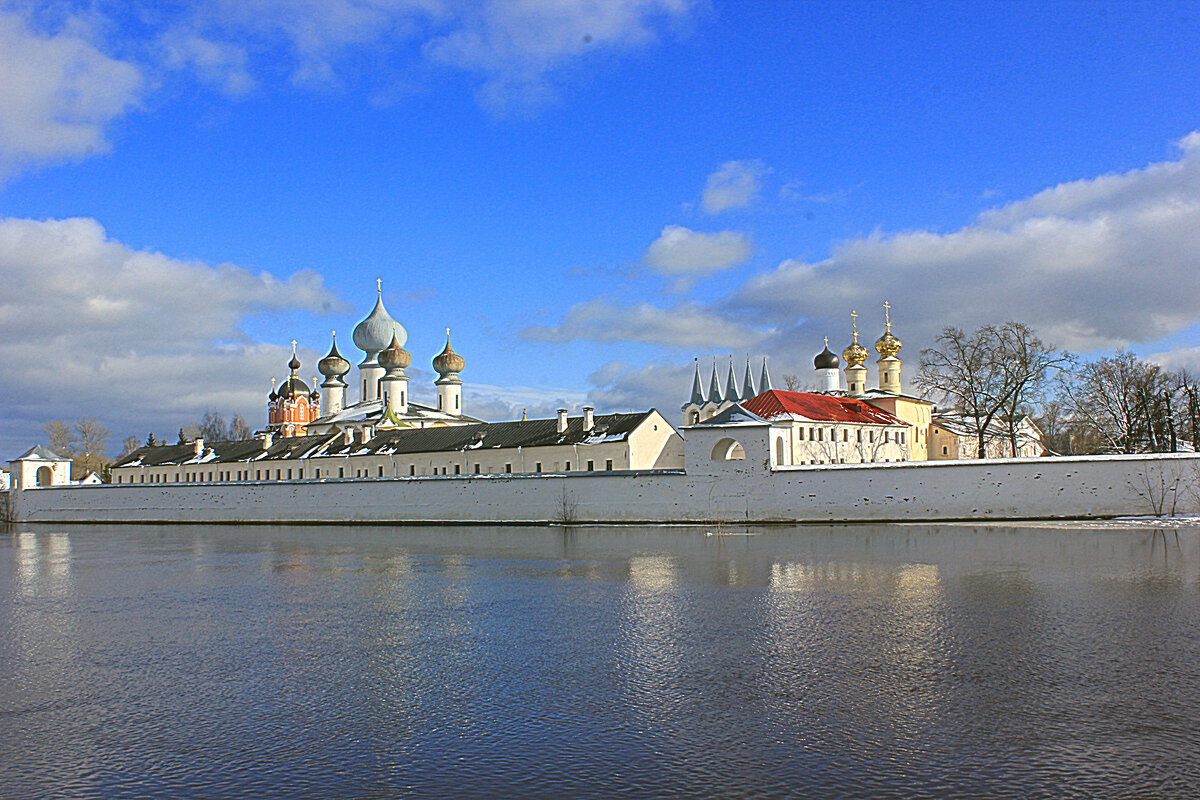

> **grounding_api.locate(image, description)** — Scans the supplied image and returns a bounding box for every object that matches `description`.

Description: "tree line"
[119,410,253,457]
[915,322,1200,458]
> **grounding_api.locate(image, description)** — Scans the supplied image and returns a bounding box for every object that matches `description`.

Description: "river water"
[2,521,1199,799]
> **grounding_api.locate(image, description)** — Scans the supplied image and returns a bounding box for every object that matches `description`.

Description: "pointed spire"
[760,356,773,392]
[742,356,756,399]
[707,359,723,404]
[689,358,705,405]
[725,356,740,403]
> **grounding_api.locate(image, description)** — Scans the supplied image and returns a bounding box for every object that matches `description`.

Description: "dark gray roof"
[9,445,68,463]
[112,411,664,467]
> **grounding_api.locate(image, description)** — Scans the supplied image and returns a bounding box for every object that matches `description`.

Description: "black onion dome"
[433,337,465,376]
[379,333,412,370]
[814,344,840,370]
[277,376,310,398]
[318,338,351,377]
[288,354,301,372]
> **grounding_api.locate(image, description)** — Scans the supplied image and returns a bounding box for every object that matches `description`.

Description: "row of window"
[798,427,906,445]
[116,458,619,484]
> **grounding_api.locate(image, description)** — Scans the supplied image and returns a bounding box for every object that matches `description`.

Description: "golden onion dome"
[842,310,869,367]
[875,330,901,358]
[843,339,869,368]
[433,332,465,376]
[874,300,901,358]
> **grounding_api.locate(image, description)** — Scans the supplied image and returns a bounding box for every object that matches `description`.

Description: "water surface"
[2,522,1199,799]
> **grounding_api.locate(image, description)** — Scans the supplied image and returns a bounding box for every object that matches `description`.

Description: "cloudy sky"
[2,0,1200,456]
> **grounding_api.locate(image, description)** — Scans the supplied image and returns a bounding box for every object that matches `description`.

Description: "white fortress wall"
[12,451,1200,524]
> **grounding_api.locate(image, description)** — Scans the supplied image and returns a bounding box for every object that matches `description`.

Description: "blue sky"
[2,0,1200,456]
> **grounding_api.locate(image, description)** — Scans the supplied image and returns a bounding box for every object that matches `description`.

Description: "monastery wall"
[11,452,1200,525]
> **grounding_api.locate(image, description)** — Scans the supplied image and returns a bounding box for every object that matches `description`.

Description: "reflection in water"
[0,522,1198,799]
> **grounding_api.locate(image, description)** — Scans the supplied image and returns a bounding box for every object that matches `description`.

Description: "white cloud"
[0,10,143,177]
[701,159,769,214]
[160,32,256,98]
[425,0,693,112]
[733,132,1200,354]
[644,225,751,280]
[0,216,346,456]
[521,298,770,349]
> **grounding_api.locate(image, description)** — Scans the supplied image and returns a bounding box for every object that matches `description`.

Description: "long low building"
[110,409,683,484]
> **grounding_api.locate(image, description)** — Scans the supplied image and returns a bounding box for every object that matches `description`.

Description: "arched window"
[775,437,785,465]
[710,437,746,461]
[36,465,53,486]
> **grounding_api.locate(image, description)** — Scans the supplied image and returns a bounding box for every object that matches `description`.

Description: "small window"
[455,465,461,474]
[505,464,512,473]
[455,395,459,410]
[339,467,345,478]
[275,469,281,480]
[587,460,595,471]
[564,463,571,471]
[817,429,823,442]
[409,465,415,475]
[535,462,542,472]
[943,446,949,455]
[857,430,862,443]
[438,395,443,410]
[869,431,875,443]
[287,469,293,479]
[842,430,848,442]
[605,459,613,471]
[474,464,481,474]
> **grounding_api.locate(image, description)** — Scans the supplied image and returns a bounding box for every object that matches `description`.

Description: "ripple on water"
[1,523,1199,799]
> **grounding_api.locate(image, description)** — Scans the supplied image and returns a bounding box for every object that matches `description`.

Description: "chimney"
[193,438,204,457]
[343,428,354,447]
[360,425,374,444]
[260,432,273,451]
[557,409,568,433]
[583,407,594,432]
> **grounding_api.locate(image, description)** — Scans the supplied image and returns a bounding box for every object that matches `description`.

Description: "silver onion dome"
[352,287,407,354]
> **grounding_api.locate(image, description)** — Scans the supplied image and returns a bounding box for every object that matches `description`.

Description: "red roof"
[741,390,905,426]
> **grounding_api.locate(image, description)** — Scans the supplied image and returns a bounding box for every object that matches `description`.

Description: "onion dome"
[874,301,901,357]
[318,334,351,378]
[433,331,465,376]
[352,282,407,354]
[843,310,869,367]
[379,333,412,371]
[815,337,840,370]
[288,353,301,372]
[277,376,311,399]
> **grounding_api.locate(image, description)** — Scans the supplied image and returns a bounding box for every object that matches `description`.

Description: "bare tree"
[199,410,228,442]
[120,436,141,457]
[994,322,1073,456]
[914,325,1014,458]
[74,417,111,476]
[44,420,78,457]
[229,414,252,441]
[1060,350,1171,453]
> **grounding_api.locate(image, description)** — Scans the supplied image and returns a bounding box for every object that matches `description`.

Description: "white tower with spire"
[379,333,412,415]
[682,359,705,425]
[814,337,841,392]
[875,300,903,394]
[317,332,350,414]
[352,279,406,404]
[433,329,466,415]
[843,310,870,397]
